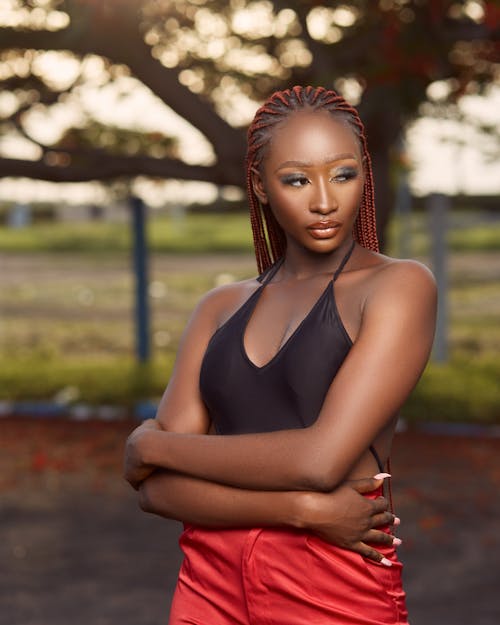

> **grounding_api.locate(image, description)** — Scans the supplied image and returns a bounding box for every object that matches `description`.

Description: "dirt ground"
[1,417,499,625]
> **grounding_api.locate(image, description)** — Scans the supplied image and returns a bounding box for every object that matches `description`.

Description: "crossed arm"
[126,260,436,561]
[139,465,397,561]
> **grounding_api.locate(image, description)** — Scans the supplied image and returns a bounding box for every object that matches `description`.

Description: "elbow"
[288,428,343,492]
[300,472,339,493]
[138,481,155,513]
[138,474,175,518]
[294,455,341,493]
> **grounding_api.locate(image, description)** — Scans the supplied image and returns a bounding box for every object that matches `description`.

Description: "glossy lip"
[307,220,342,239]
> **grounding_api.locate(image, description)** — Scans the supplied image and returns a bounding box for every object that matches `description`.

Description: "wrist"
[288,491,322,530]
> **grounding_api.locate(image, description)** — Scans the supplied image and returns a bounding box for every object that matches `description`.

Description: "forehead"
[264,110,361,164]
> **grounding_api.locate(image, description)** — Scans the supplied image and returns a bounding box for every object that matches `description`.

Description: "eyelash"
[280,174,309,187]
[280,168,359,187]
[334,168,358,182]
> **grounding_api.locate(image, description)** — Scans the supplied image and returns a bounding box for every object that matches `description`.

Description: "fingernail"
[373,473,391,480]
[393,516,401,526]
[381,557,393,567]
[392,537,402,546]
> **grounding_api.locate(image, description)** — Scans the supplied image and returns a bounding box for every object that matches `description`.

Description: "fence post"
[396,170,412,258]
[428,193,449,363]
[130,196,150,362]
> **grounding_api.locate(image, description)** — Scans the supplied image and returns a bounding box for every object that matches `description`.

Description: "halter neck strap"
[258,256,285,285]
[258,240,355,286]
[333,240,356,282]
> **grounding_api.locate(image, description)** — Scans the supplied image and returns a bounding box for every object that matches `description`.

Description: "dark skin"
[126,110,436,564]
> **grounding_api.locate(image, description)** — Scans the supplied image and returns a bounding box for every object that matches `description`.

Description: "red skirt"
[169,491,408,625]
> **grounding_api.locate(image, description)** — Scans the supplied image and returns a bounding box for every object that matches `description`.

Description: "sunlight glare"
[32,52,81,90]
[463,1,485,22]
[232,2,275,39]
[220,47,280,76]
[334,77,364,105]
[0,135,42,160]
[0,2,69,30]
[307,7,344,43]
[194,8,228,38]
[332,6,358,27]
[426,79,456,102]
[277,39,312,68]
[0,91,18,117]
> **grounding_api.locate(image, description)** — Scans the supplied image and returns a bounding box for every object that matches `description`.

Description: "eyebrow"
[274,153,358,172]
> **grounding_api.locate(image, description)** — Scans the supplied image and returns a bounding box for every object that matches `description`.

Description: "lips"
[307,220,342,239]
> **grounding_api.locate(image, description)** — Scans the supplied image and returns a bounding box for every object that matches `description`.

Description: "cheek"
[265,201,300,235]
[267,189,302,221]
[264,183,289,207]
[341,180,364,210]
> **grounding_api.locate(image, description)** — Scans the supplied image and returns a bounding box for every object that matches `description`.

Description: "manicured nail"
[393,516,401,526]
[373,473,391,480]
[381,557,393,567]
[392,537,402,546]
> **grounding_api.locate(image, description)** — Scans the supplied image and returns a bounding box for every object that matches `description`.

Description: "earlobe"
[250,167,268,205]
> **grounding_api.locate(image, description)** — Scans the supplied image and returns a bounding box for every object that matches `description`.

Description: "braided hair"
[246,85,379,273]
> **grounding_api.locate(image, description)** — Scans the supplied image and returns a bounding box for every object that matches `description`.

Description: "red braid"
[246,86,379,273]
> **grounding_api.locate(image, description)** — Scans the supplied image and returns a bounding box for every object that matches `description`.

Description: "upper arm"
[155,281,257,435]
[306,261,437,487]
[154,290,221,434]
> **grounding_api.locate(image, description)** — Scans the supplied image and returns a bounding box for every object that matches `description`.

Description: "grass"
[1,210,499,422]
[387,209,500,256]
[0,213,254,254]
[1,209,500,255]
[2,354,498,423]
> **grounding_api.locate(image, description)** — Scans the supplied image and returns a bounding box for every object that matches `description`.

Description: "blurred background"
[0,1,499,624]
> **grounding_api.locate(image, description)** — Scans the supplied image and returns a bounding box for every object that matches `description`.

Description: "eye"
[280,173,310,188]
[330,167,359,183]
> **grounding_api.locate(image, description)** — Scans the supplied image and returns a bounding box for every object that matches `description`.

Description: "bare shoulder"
[362,252,437,316]
[194,276,261,327]
[374,254,436,290]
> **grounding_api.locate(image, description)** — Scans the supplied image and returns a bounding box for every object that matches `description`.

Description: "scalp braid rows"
[245,85,379,273]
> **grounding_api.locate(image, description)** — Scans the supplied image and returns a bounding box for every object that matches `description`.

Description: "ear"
[250,166,268,205]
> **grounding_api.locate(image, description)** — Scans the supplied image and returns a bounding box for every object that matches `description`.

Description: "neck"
[280,238,355,280]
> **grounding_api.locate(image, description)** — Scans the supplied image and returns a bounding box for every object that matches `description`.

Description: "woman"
[125,86,437,624]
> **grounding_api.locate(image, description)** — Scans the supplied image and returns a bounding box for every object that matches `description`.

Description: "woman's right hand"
[298,475,400,565]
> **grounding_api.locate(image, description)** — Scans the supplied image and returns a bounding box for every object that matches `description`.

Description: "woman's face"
[252,110,364,255]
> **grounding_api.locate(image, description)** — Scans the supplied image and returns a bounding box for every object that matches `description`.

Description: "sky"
[407,86,500,196]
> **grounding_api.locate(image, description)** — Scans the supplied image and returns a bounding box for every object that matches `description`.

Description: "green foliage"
[58,123,180,159]
[402,358,500,423]
[3,210,500,255]
[0,357,173,407]
[148,213,254,253]
[0,213,254,254]
[449,226,500,252]
[386,210,500,255]
[2,354,498,423]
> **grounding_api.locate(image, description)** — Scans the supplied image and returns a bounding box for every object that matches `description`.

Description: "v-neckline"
[241,279,334,371]
[241,241,356,371]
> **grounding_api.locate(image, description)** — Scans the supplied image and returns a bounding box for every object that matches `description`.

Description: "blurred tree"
[0,0,498,245]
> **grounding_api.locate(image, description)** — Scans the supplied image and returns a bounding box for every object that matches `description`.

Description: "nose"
[309,176,338,214]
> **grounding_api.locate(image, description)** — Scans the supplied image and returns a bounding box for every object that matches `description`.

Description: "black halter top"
[199,240,355,423]
[199,240,384,474]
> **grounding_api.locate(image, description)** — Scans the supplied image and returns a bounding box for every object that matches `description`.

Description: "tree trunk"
[360,89,402,251]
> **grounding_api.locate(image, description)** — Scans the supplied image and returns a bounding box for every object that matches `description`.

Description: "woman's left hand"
[124,419,162,489]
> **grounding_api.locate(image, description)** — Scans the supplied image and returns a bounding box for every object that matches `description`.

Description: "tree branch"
[0,12,247,171]
[0,153,242,185]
